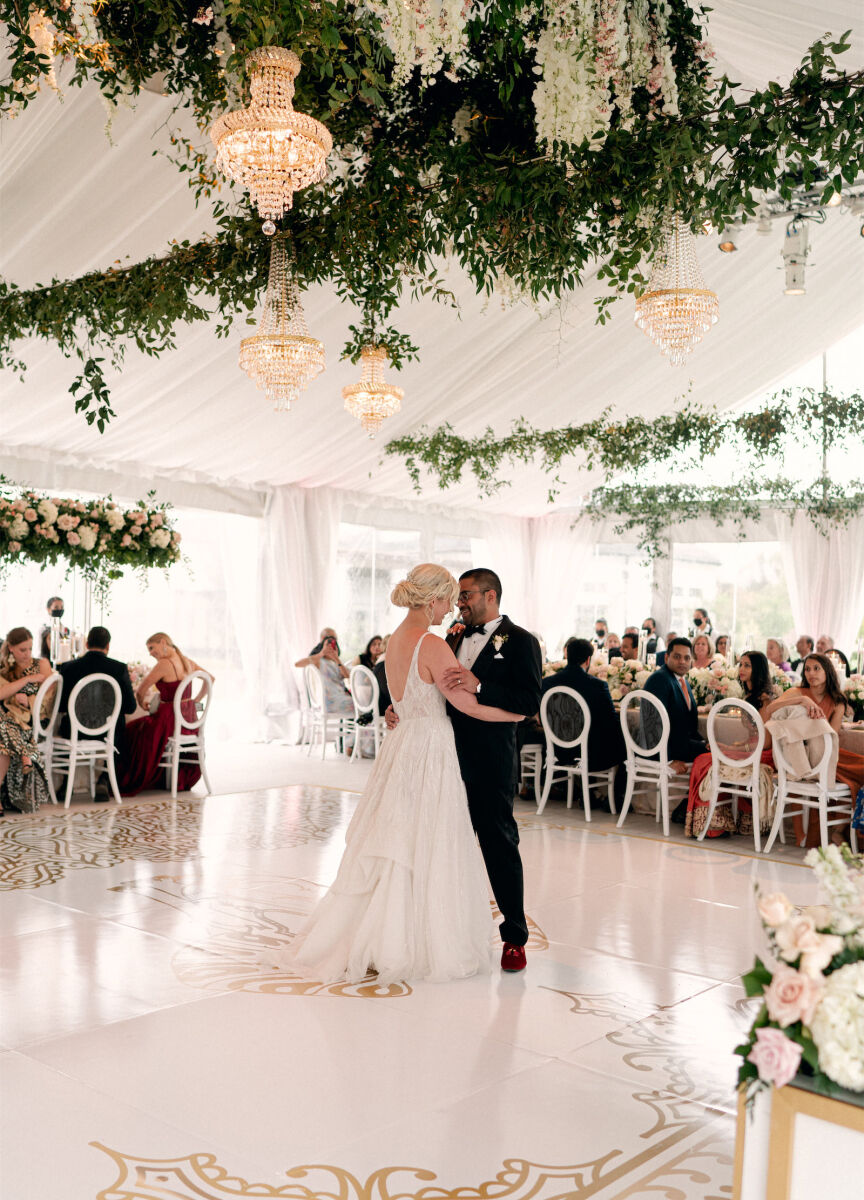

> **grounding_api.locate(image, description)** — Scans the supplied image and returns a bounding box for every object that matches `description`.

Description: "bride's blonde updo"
[390,563,459,610]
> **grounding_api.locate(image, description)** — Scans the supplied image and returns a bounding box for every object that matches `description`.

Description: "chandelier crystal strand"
[239,236,325,411]
[210,47,332,224]
[634,214,719,365]
[342,345,404,437]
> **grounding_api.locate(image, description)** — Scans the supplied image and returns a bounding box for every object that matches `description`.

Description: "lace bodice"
[388,633,447,722]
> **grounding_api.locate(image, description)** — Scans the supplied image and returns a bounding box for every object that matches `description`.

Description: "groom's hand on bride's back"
[384,705,399,730]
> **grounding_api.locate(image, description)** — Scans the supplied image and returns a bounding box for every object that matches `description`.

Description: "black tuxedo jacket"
[541,665,625,771]
[446,616,542,792]
[57,651,137,742]
[642,665,706,762]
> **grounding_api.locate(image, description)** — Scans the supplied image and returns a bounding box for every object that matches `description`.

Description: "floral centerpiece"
[844,674,864,722]
[687,659,744,707]
[736,845,864,1104]
[591,656,653,701]
[0,479,181,599]
[769,662,795,693]
[126,661,149,690]
[542,659,566,678]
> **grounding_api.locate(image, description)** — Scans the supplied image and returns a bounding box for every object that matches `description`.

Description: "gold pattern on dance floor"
[0,788,351,890]
[104,876,550,998]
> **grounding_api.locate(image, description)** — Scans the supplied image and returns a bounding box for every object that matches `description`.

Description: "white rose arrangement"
[1,479,181,600]
[737,845,864,1102]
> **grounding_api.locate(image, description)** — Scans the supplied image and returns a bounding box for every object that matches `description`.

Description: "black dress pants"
[464,774,529,947]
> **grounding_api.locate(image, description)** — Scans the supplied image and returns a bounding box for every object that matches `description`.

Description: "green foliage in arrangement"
[0,3,862,423]
[385,388,864,557]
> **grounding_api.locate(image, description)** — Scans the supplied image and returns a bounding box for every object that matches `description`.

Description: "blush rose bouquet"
[736,844,864,1103]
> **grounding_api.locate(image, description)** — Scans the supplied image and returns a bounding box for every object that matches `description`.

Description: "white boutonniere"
[492,633,508,659]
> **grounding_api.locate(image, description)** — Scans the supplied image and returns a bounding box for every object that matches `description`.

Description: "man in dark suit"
[57,627,137,772]
[790,634,814,673]
[439,568,541,974]
[540,638,627,773]
[642,637,707,772]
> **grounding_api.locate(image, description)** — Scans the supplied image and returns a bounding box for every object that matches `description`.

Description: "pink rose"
[66,531,81,546]
[765,966,823,1028]
[799,932,844,979]
[758,893,793,928]
[150,513,164,526]
[8,540,21,552]
[24,507,37,522]
[747,1027,803,1088]
[121,533,132,547]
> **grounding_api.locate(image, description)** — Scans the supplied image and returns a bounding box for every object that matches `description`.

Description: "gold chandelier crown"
[211,46,332,221]
[239,236,325,411]
[343,345,404,438]
[634,214,719,365]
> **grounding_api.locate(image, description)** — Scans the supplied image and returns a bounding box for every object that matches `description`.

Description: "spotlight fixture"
[718,221,740,252]
[782,218,809,295]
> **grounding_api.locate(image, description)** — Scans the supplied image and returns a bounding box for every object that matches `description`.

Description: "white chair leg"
[764,792,786,853]
[64,750,77,809]
[565,773,573,810]
[105,750,122,806]
[752,786,762,854]
[171,745,180,798]
[88,757,95,800]
[532,754,542,806]
[850,822,859,854]
[819,797,830,849]
[659,776,670,838]
[580,764,591,821]
[44,748,58,805]
[537,760,555,816]
[607,766,617,815]
[617,766,635,828]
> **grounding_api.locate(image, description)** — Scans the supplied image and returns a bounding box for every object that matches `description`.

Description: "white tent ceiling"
[1,1,863,517]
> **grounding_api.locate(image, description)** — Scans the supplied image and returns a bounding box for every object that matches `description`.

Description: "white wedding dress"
[288,632,493,985]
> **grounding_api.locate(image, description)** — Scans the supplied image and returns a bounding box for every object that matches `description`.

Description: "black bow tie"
[463,624,486,638]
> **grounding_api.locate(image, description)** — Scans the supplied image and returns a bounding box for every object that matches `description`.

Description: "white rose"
[9,516,28,539]
[105,508,125,531]
[758,892,794,927]
[37,498,58,524]
[810,961,864,1091]
[77,525,97,552]
[610,687,623,701]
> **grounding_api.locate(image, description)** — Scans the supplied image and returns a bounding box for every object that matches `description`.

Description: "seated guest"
[519,639,625,798]
[619,633,639,662]
[643,638,707,782]
[351,635,383,672]
[790,635,814,673]
[766,638,791,673]
[623,626,640,638]
[691,633,715,669]
[715,635,731,661]
[816,633,834,656]
[117,632,210,797]
[593,619,608,650]
[641,617,665,656]
[295,629,349,680]
[605,632,622,658]
[0,626,53,813]
[763,653,864,846]
[57,626,137,744]
[684,650,775,838]
[306,636,353,718]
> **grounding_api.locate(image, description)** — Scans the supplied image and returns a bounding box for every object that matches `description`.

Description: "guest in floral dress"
[0,627,53,814]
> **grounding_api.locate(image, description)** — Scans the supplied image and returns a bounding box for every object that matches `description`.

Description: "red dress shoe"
[501,942,527,972]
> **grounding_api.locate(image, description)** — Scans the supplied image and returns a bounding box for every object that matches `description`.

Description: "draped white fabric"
[259,486,343,714]
[531,513,601,656]
[774,512,864,649]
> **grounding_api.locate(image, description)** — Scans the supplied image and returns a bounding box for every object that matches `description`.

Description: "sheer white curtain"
[532,512,601,656]
[480,515,534,628]
[775,511,864,650]
[259,485,343,716]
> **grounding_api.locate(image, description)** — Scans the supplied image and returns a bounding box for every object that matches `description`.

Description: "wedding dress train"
[286,633,493,985]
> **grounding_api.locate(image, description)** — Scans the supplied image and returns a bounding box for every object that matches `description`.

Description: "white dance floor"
[0,768,817,1198]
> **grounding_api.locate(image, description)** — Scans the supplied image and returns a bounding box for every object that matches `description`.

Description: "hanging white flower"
[360,0,476,87]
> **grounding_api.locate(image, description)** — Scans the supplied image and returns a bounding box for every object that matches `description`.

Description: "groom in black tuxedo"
[441,569,542,973]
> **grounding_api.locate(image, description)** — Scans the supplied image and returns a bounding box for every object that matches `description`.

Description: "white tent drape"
[259,485,344,716]
[480,516,535,630]
[775,511,864,651]
[531,513,601,656]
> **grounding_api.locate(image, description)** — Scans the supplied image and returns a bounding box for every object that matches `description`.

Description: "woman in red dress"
[118,632,211,797]
[762,653,864,847]
[684,651,775,838]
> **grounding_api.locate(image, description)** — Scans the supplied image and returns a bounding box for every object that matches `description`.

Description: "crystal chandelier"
[239,236,325,411]
[634,214,719,365]
[211,46,332,229]
[342,346,404,437]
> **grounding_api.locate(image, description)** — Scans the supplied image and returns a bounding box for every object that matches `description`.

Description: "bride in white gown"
[286,563,524,985]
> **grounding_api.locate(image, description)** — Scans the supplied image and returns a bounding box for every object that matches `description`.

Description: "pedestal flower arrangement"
[736,845,864,1104]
